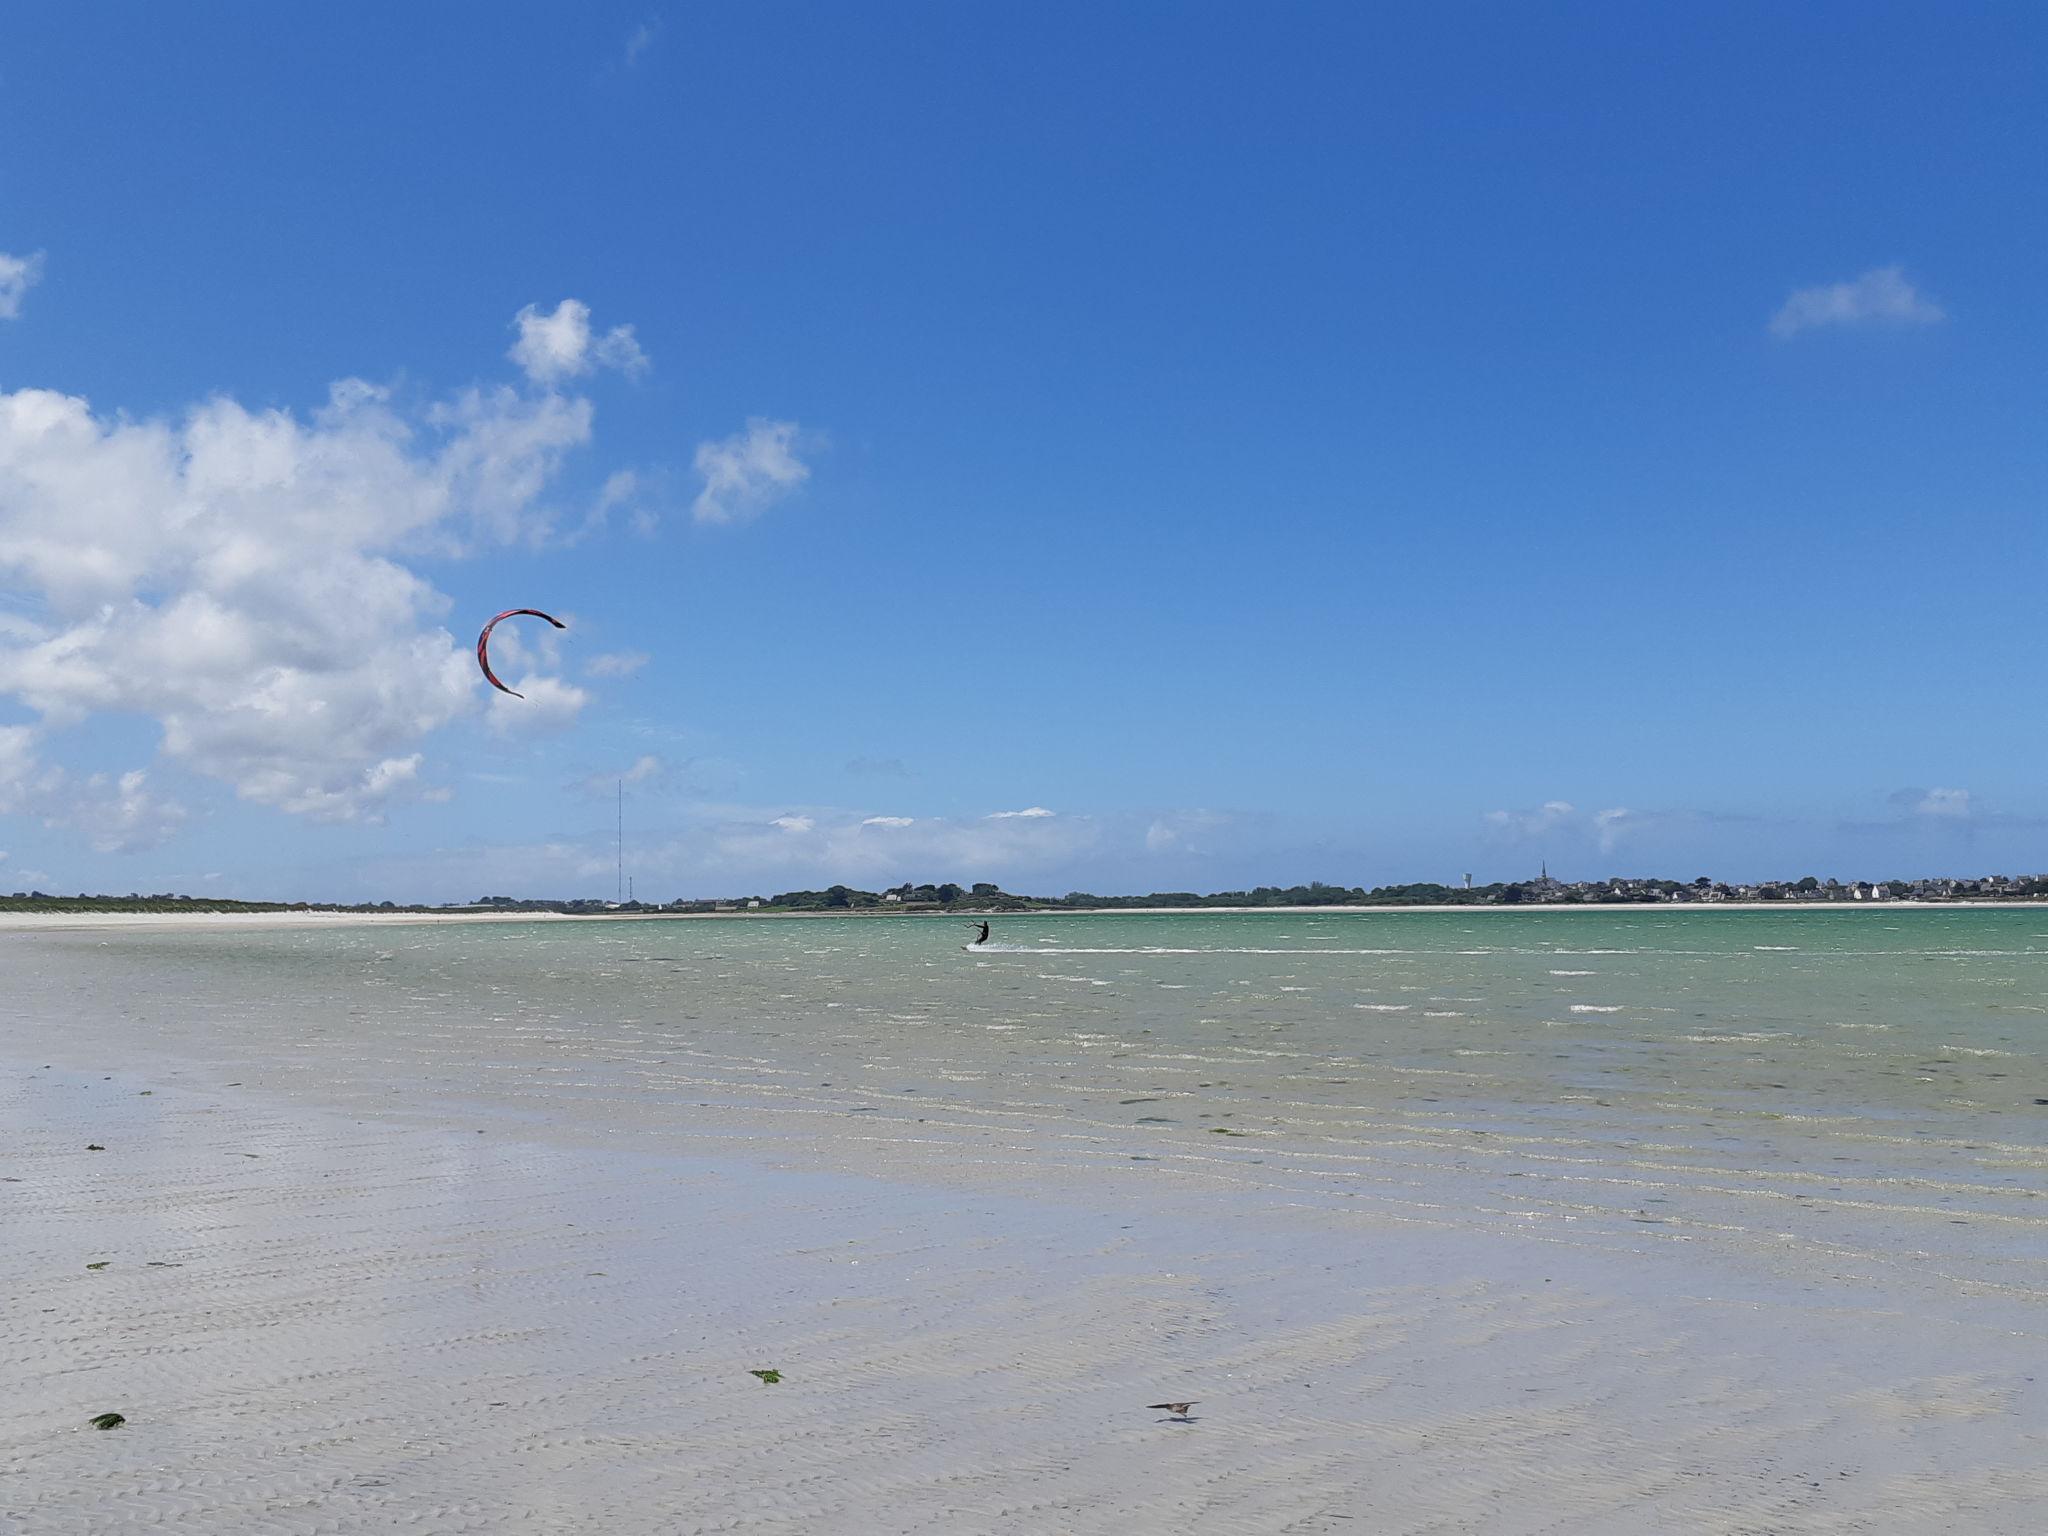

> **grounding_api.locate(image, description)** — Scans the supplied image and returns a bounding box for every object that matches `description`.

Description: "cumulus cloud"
[289,797,1262,903]
[988,806,1056,819]
[1890,786,1972,820]
[1142,809,1230,853]
[0,251,43,320]
[703,803,1095,884]
[1844,786,2015,838]
[485,674,589,737]
[586,468,657,537]
[692,418,809,524]
[1769,265,1944,338]
[574,754,663,798]
[1484,800,1700,856]
[0,736,189,852]
[0,309,619,833]
[584,649,650,678]
[1482,800,1579,839]
[509,300,649,385]
[59,768,190,852]
[614,753,663,786]
[1589,807,1671,855]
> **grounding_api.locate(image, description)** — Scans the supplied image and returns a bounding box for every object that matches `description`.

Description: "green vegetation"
[11,872,2044,923]
[0,892,441,914]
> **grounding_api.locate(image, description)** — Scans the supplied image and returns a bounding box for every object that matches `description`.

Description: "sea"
[5,906,2044,1316]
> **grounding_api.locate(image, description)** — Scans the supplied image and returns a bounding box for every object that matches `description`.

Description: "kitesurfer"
[971,921,991,947]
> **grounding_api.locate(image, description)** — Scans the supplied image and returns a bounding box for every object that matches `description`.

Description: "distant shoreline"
[1,898,2043,933]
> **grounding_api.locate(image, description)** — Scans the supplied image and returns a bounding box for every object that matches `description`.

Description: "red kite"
[476,609,566,698]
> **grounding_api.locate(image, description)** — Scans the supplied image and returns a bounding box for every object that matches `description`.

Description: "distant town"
[9,870,2048,917]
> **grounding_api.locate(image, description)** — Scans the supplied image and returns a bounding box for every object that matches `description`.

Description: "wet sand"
[6,1045,2045,1533]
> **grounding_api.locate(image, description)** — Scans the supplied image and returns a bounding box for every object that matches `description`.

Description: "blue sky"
[2,2,2045,901]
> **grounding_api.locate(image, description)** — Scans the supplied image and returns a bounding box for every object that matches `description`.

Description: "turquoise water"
[5,906,2045,1304]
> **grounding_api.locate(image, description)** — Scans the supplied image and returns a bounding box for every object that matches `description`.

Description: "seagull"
[1148,1401,1198,1419]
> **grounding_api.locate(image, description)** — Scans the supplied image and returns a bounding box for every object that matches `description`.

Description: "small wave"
[1550,969,1596,976]
[1753,946,1800,951]
[1570,1004,1625,1013]
[997,946,1415,956]
[1354,1003,1410,1012]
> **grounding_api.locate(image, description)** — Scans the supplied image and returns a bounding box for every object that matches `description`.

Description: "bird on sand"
[1148,1401,1198,1418]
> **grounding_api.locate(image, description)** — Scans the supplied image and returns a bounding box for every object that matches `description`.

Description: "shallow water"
[4,907,2045,1313]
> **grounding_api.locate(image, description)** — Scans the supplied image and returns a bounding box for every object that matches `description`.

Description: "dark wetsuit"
[974,922,991,946]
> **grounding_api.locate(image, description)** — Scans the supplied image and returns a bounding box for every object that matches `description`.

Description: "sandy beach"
[5,913,2045,1533]
[3,897,2041,938]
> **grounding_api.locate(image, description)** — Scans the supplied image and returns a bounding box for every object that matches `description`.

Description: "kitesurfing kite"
[476,609,566,698]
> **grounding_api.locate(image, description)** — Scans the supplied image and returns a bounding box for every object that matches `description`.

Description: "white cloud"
[61,768,189,852]
[705,803,1096,884]
[1484,799,1715,859]
[1590,807,1646,855]
[625,19,659,66]
[509,299,650,385]
[1891,786,1972,820]
[286,798,1262,902]
[692,418,809,524]
[0,733,188,852]
[1141,810,1231,853]
[988,806,1056,819]
[0,310,617,833]
[0,251,43,320]
[587,468,657,537]
[584,649,650,678]
[1482,800,1578,838]
[573,753,663,798]
[1769,265,1944,338]
[485,674,589,737]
